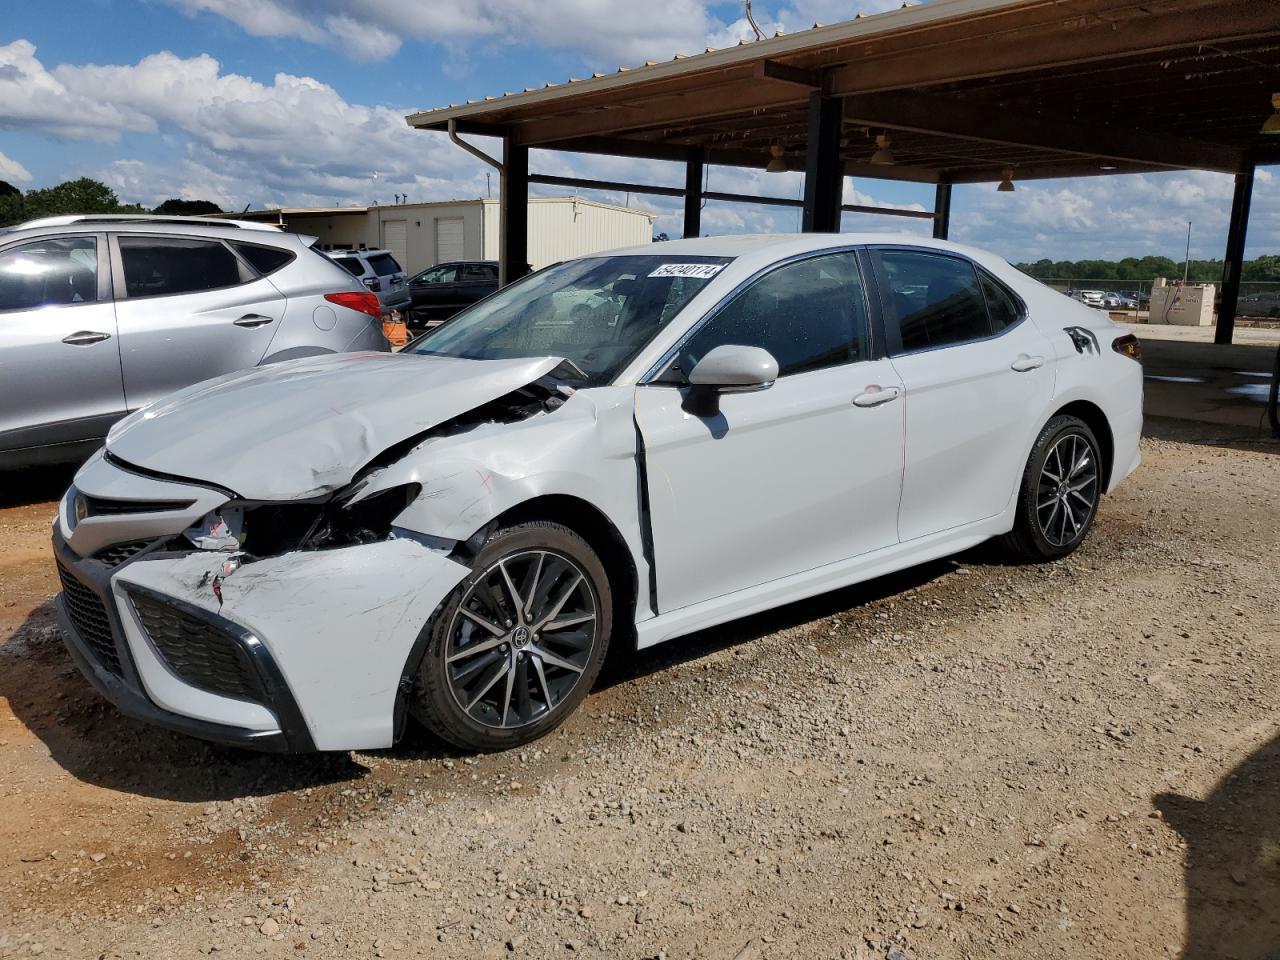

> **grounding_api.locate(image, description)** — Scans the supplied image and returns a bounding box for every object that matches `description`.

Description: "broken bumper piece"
[52,527,469,752]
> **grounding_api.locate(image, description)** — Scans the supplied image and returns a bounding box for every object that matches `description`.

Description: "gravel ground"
[1,430,1277,960]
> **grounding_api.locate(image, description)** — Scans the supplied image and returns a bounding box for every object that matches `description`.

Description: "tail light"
[1112,334,1142,362]
[325,291,381,320]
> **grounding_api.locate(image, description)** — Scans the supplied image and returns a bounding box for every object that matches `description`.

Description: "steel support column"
[802,92,843,233]
[499,135,529,288]
[1216,164,1254,345]
[932,183,952,240]
[683,155,704,239]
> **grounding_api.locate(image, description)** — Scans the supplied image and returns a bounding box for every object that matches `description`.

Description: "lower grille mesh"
[56,561,122,676]
[129,593,267,704]
[93,540,154,567]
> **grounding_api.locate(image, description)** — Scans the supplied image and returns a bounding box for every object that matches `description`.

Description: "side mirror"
[683,344,778,417]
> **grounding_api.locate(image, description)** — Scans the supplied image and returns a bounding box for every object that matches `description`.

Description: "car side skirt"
[634,511,1010,649]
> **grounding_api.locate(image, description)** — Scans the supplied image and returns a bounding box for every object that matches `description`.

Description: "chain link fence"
[1034,279,1280,321]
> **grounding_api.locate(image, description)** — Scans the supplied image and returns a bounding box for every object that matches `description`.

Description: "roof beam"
[509,82,805,146]
[752,59,823,90]
[842,90,1245,174]
[827,0,1280,97]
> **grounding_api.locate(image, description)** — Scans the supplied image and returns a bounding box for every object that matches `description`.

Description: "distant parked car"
[0,214,389,469]
[1074,289,1106,307]
[407,260,499,327]
[329,248,412,321]
[1102,293,1137,309]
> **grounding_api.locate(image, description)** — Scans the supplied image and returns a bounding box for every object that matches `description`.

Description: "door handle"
[1011,354,1045,372]
[852,385,902,408]
[61,330,112,346]
[234,314,274,328]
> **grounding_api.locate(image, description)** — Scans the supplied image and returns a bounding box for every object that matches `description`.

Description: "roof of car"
[15,214,282,233]
[603,232,998,262]
[331,248,393,258]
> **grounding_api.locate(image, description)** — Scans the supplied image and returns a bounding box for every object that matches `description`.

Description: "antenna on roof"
[242,203,250,213]
[744,0,765,40]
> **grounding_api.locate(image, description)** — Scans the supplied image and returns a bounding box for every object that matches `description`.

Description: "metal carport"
[407,0,1280,344]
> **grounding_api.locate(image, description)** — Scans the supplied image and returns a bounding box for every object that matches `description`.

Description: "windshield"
[405,255,732,384]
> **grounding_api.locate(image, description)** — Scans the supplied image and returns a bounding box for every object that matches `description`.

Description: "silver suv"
[328,248,412,319]
[0,214,390,469]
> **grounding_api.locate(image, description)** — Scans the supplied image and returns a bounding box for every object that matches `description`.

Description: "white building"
[231,197,656,274]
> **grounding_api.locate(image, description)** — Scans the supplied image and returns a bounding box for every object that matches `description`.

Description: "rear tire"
[999,415,1103,561]
[410,521,611,751]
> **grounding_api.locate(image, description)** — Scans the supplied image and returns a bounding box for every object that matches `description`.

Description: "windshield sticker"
[648,263,726,279]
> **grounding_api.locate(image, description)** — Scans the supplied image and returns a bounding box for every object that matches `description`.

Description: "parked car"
[1102,293,1137,309]
[328,248,411,321]
[1073,289,1107,307]
[52,235,1142,753]
[0,215,389,469]
[407,260,499,328]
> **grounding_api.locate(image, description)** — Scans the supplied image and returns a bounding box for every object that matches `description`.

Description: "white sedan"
[52,234,1143,753]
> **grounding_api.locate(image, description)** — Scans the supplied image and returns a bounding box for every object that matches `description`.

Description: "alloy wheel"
[1036,432,1099,547]
[444,550,598,730]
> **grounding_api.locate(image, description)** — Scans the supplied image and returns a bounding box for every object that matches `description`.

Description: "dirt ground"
[1,423,1278,960]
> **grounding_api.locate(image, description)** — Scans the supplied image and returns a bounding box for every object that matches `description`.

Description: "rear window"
[119,236,251,298]
[332,256,363,277]
[232,241,295,277]
[368,253,402,277]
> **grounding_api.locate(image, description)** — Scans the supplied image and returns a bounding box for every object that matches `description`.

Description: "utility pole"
[1182,220,1192,286]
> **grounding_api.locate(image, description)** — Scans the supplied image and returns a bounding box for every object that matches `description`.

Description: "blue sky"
[1,0,1275,265]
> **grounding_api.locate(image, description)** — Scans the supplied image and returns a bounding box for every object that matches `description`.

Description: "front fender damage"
[116,539,469,751]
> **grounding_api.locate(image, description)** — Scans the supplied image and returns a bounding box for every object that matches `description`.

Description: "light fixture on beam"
[997,168,1015,192]
[1262,93,1280,134]
[766,144,788,173]
[870,134,895,165]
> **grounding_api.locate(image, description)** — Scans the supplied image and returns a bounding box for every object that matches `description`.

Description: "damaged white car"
[53,235,1143,752]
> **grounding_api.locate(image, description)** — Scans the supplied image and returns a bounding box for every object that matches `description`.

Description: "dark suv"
[407,260,499,327]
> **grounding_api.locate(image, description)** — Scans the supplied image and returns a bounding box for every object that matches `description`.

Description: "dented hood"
[106,352,565,500]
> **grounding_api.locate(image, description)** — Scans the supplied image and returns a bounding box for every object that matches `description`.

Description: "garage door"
[382,219,408,270]
[435,217,465,263]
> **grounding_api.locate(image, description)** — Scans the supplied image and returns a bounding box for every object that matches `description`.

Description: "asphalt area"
[1,348,1278,959]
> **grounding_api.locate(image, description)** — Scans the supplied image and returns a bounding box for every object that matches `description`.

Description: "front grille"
[93,540,154,567]
[56,561,122,676]
[84,496,194,516]
[129,592,267,704]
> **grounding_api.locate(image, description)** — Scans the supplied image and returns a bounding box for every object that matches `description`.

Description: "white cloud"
[951,168,1280,263]
[0,149,32,184]
[0,43,493,209]
[0,40,152,140]
[165,0,724,65]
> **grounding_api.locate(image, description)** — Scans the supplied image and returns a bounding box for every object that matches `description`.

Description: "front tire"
[410,521,612,751]
[999,415,1103,561]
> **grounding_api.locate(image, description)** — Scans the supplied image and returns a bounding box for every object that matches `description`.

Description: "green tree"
[153,198,223,215]
[0,177,145,226]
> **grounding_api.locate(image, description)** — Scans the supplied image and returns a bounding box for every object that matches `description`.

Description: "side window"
[874,250,991,352]
[333,257,364,278]
[664,251,868,381]
[368,253,402,277]
[978,268,1024,333]
[0,236,98,311]
[461,263,494,281]
[231,242,295,277]
[118,236,251,298]
[416,265,457,284]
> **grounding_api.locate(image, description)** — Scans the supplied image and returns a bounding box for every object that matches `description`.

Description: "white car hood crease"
[105,352,567,501]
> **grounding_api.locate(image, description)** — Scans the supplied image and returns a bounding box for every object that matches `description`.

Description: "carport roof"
[406,0,1280,183]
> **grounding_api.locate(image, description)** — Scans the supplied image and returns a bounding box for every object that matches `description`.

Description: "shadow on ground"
[0,602,368,802]
[1157,731,1280,960]
[0,464,77,509]
[7,540,963,792]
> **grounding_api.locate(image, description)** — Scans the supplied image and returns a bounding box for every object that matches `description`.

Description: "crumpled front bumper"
[53,524,470,753]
